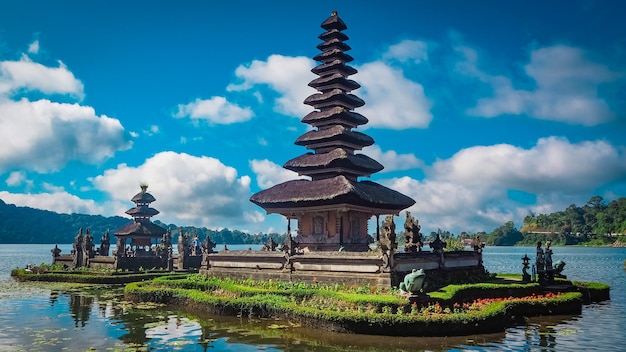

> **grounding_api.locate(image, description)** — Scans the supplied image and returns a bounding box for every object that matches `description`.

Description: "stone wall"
[201,249,485,289]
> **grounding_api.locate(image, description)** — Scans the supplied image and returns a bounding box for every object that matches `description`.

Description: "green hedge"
[123,275,588,336]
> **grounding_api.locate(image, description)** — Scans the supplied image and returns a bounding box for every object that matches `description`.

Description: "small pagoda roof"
[308,73,360,91]
[304,89,365,110]
[321,11,347,31]
[250,175,415,212]
[114,221,167,237]
[301,107,368,127]
[295,125,374,148]
[125,205,160,217]
[311,59,357,76]
[284,148,383,176]
[319,29,348,42]
[313,49,354,63]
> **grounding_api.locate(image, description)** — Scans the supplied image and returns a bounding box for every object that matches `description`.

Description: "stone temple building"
[114,184,167,255]
[250,11,415,251]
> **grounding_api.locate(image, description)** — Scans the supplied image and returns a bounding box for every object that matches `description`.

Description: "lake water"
[0,244,624,351]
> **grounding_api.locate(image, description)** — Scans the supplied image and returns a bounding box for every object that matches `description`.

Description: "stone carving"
[403,211,423,253]
[201,234,216,254]
[379,215,397,252]
[72,228,84,267]
[51,244,61,258]
[399,268,426,295]
[535,241,545,284]
[263,237,277,251]
[99,229,110,256]
[431,232,447,266]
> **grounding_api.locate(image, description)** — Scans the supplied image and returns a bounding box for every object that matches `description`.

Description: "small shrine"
[250,11,415,252]
[114,184,167,257]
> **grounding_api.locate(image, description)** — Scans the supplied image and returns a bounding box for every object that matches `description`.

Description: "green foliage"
[0,198,287,244]
[487,196,626,246]
[123,275,595,335]
[0,198,129,244]
[487,221,523,246]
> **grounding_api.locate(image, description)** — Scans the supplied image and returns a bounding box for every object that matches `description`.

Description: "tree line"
[484,196,626,246]
[0,199,286,245]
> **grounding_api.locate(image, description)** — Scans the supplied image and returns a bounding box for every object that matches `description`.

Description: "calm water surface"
[0,244,624,351]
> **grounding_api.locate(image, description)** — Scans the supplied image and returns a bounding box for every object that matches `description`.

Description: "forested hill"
[486,196,626,246]
[0,199,287,245]
[0,199,129,244]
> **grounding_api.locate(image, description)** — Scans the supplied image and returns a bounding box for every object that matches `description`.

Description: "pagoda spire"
[284,10,382,181]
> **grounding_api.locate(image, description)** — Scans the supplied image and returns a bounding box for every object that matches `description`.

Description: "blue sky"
[1,0,625,236]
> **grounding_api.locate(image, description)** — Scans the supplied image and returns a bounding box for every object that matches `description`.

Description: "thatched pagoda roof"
[284,148,383,176]
[295,125,374,148]
[250,175,415,212]
[301,107,368,127]
[114,221,167,237]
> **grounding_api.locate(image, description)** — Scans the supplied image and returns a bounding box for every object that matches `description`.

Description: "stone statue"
[399,268,426,295]
[263,237,277,251]
[99,229,110,256]
[535,241,545,283]
[403,212,423,253]
[72,227,84,267]
[379,215,397,252]
[554,260,566,278]
[201,235,216,254]
[51,244,61,258]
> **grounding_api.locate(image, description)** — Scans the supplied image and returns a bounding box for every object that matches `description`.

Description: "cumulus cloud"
[462,44,620,125]
[355,61,433,129]
[174,96,254,124]
[0,98,132,173]
[361,145,423,172]
[382,39,429,64]
[28,40,40,55]
[249,159,304,188]
[0,54,84,99]
[431,137,626,193]
[91,151,258,227]
[227,54,316,117]
[5,171,27,187]
[0,48,131,174]
[0,190,104,215]
[379,137,626,234]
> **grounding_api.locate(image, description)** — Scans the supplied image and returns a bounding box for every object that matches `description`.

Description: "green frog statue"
[399,268,426,295]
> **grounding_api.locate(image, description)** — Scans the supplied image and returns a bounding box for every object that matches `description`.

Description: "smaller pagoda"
[114,184,167,257]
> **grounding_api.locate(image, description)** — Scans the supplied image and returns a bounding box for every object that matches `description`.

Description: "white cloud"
[0,190,104,215]
[0,49,130,174]
[174,96,254,124]
[92,151,254,228]
[362,145,423,172]
[378,137,626,234]
[5,171,27,186]
[227,55,316,117]
[0,54,84,99]
[462,44,619,125]
[28,40,40,55]
[431,137,626,193]
[249,159,304,188]
[355,61,433,129]
[382,39,429,64]
[0,98,132,173]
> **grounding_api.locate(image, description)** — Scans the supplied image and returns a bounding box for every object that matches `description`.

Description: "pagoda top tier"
[125,184,160,221]
[250,11,415,214]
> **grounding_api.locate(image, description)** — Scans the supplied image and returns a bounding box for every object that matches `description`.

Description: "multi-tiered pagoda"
[114,184,167,255]
[250,11,415,251]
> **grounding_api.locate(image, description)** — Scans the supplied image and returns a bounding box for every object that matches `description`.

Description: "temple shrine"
[202,11,487,288]
[114,184,167,257]
[250,11,415,252]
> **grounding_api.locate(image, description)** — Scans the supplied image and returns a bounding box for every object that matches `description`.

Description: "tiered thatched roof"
[250,11,415,214]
